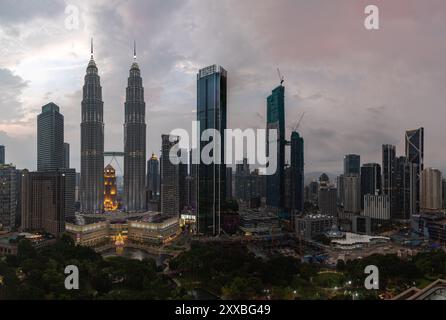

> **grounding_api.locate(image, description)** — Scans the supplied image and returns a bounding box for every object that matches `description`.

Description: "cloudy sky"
[0,0,445,175]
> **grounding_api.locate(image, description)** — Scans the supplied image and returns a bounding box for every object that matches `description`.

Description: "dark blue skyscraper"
[0,145,5,165]
[266,85,285,210]
[290,131,304,213]
[344,154,360,176]
[37,102,64,171]
[196,65,227,236]
[360,163,381,208]
[405,128,424,214]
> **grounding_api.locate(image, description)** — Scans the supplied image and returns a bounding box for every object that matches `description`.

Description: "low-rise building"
[295,214,336,239]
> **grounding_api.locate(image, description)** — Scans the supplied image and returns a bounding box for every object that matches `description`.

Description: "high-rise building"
[360,163,381,208]
[382,144,397,215]
[104,165,118,211]
[405,128,424,213]
[0,145,5,165]
[343,175,361,214]
[266,85,285,210]
[0,164,17,230]
[37,102,64,171]
[21,169,72,237]
[394,156,417,220]
[80,41,104,213]
[63,142,70,169]
[196,65,227,235]
[363,194,390,221]
[147,153,160,200]
[290,131,304,213]
[161,134,179,216]
[235,158,250,201]
[344,154,360,176]
[442,179,446,209]
[318,186,337,216]
[420,167,442,212]
[124,44,146,212]
[337,174,345,206]
[179,149,188,212]
[226,167,233,200]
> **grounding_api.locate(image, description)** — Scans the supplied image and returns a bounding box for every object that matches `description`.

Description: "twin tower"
[80,40,146,213]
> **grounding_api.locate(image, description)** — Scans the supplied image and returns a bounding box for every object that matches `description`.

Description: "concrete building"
[0,164,17,231]
[343,175,361,214]
[318,186,337,216]
[295,214,336,239]
[363,194,390,221]
[421,167,442,212]
[63,142,70,169]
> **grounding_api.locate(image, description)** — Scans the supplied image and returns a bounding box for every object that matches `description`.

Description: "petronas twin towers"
[80,40,146,213]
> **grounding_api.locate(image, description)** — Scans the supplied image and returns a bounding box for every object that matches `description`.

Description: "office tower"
[382,144,397,215]
[104,165,118,211]
[147,153,160,199]
[0,164,17,230]
[290,131,304,213]
[363,194,390,221]
[196,65,227,235]
[21,169,72,237]
[343,175,361,214]
[405,128,424,213]
[395,156,417,220]
[235,158,250,201]
[160,134,179,216]
[344,154,360,176]
[226,167,233,200]
[0,145,5,165]
[443,179,446,209]
[266,85,285,209]
[80,41,104,213]
[337,174,345,206]
[63,143,70,169]
[360,163,381,209]
[307,180,319,205]
[318,186,337,216]
[179,149,188,212]
[124,44,146,212]
[37,102,64,171]
[420,167,442,212]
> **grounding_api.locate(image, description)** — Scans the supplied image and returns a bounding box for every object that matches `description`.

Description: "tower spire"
[133,40,136,60]
[91,38,94,59]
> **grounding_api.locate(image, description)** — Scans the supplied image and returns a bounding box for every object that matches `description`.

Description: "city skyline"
[1,1,445,174]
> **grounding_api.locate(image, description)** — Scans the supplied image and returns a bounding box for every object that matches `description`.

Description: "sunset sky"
[0,0,445,175]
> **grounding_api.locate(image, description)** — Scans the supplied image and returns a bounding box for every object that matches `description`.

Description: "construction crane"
[292,112,306,132]
[277,68,284,85]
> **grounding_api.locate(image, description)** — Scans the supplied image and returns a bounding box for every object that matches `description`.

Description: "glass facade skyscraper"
[344,154,360,176]
[266,85,285,210]
[196,65,227,236]
[405,128,424,214]
[290,131,304,213]
[0,145,5,165]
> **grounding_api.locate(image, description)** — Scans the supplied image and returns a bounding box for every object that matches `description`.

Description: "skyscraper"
[420,167,442,212]
[124,43,146,212]
[360,163,381,208]
[0,145,5,165]
[344,154,360,176]
[343,175,361,214]
[382,144,397,215]
[37,102,64,171]
[405,128,424,214]
[80,40,104,213]
[104,165,118,211]
[0,164,17,230]
[63,142,70,169]
[196,65,227,235]
[161,134,179,216]
[290,131,304,213]
[266,85,285,210]
[147,153,160,199]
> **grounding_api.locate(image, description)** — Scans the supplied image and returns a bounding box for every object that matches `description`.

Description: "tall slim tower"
[37,102,64,171]
[405,128,424,214]
[0,145,5,165]
[196,65,227,236]
[124,42,146,212]
[80,39,104,213]
[290,131,304,213]
[266,85,285,210]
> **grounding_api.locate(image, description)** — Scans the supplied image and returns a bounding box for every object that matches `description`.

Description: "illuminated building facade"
[104,164,118,211]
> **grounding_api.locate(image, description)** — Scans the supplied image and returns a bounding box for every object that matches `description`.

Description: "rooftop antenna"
[133,40,136,60]
[292,112,306,132]
[277,68,284,85]
[90,38,94,59]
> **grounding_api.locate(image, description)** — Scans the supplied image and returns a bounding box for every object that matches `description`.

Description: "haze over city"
[0,0,445,174]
